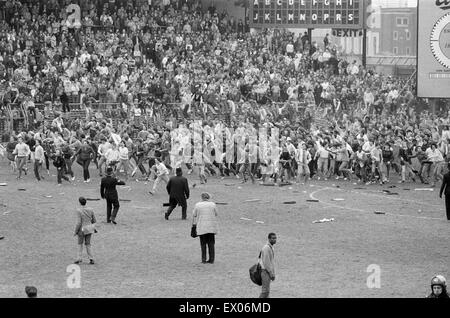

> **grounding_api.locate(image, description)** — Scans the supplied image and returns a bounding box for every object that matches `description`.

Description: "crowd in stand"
[0,0,450,189]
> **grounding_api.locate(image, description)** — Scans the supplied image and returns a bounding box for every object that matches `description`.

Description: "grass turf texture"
[0,161,449,297]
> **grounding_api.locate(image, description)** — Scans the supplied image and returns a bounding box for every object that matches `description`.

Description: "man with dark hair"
[100,167,125,224]
[259,232,277,298]
[74,197,96,264]
[439,163,450,221]
[25,286,37,298]
[165,167,190,220]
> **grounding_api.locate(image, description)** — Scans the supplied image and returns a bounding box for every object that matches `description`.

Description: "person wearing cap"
[100,167,126,224]
[25,286,37,298]
[427,275,449,298]
[192,192,218,264]
[74,197,97,265]
[165,167,190,220]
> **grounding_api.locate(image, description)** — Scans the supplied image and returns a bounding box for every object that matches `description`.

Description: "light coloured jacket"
[192,201,218,236]
[74,207,96,236]
[259,242,275,276]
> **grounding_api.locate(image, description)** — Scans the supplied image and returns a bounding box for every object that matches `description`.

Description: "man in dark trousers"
[439,163,450,221]
[100,167,125,224]
[165,168,190,220]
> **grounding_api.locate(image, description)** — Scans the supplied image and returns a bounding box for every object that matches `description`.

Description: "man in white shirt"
[426,144,445,186]
[314,142,329,180]
[149,158,169,195]
[295,142,311,184]
[13,136,30,179]
[34,139,45,181]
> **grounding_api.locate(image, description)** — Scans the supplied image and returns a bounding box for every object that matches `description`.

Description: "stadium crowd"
[1,0,450,189]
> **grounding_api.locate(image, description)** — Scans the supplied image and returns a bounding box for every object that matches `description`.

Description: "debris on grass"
[332,198,345,201]
[414,188,434,191]
[256,221,265,224]
[119,199,131,202]
[312,218,335,224]
[43,195,52,198]
[240,217,252,221]
[244,199,261,203]
[215,202,228,205]
[18,188,26,191]
[85,198,101,201]
[0,183,7,186]
[283,201,296,204]
[374,211,386,215]
[306,199,319,202]
[3,210,11,215]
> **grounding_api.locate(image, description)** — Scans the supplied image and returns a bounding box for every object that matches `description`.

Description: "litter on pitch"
[244,199,261,203]
[312,218,335,224]
[306,199,319,202]
[119,199,131,202]
[18,188,26,191]
[332,198,345,201]
[0,183,7,186]
[283,201,296,204]
[43,195,52,198]
[240,217,252,221]
[215,202,228,205]
[86,198,101,201]
[414,188,434,191]
[374,211,386,215]
[256,221,265,224]
[3,210,11,215]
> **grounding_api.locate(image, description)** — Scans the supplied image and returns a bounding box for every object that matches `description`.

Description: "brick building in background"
[375,6,417,56]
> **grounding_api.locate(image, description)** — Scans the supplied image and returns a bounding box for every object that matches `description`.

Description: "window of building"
[393,47,399,55]
[396,17,409,26]
[405,29,410,40]
[393,31,398,40]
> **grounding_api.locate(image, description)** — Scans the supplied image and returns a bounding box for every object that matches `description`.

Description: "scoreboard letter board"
[250,0,364,29]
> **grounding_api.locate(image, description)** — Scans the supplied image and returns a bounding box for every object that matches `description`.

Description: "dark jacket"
[440,172,450,197]
[76,144,94,161]
[100,175,125,200]
[166,175,190,205]
[53,155,65,170]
